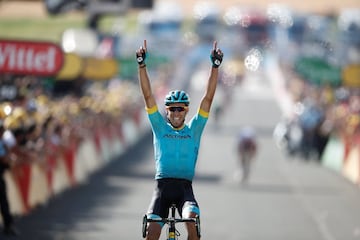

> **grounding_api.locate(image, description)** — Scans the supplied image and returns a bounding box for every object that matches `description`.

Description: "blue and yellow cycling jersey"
[146,105,209,181]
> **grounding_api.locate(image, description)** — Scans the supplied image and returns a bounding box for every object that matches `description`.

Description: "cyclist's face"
[166,104,188,128]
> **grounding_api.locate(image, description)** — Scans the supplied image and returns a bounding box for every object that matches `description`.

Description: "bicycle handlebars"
[142,204,201,239]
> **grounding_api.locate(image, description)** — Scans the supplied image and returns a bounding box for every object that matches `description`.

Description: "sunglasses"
[167,106,187,112]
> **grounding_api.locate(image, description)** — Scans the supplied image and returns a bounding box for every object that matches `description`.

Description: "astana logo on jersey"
[163,134,191,139]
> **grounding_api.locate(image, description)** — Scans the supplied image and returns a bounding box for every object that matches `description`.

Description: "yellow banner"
[56,53,83,80]
[82,57,118,80]
[342,64,360,87]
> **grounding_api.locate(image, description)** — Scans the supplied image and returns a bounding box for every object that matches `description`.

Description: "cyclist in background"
[136,40,223,240]
[236,126,257,184]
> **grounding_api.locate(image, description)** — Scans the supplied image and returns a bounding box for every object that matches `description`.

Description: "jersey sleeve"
[188,108,209,141]
[146,105,166,135]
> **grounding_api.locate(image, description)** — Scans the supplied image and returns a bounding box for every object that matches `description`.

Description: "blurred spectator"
[279,67,360,162]
[0,58,168,219]
[0,110,20,236]
[3,107,35,164]
[298,89,325,160]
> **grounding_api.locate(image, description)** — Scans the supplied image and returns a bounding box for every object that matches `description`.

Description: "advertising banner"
[342,64,360,87]
[82,57,118,80]
[0,39,64,76]
[56,53,83,80]
[295,57,341,87]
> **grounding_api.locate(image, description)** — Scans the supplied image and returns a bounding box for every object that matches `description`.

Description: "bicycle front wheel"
[142,215,147,238]
[195,216,201,238]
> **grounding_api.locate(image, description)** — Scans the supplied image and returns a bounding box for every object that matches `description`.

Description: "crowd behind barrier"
[280,67,360,187]
[0,73,170,224]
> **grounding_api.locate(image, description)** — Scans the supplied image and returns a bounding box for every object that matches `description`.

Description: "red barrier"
[343,133,360,185]
[63,143,77,186]
[6,112,150,216]
[133,109,141,127]
[94,129,102,154]
[115,122,125,144]
[13,163,31,213]
[46,151,57,194]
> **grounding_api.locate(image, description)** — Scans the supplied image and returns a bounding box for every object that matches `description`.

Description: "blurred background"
[0,0,360,239]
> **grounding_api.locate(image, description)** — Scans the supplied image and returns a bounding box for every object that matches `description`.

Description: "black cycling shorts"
[147,178,199,219]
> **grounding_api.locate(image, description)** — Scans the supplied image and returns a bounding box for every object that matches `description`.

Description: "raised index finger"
[144,40,147,51]
[213,41,217,50]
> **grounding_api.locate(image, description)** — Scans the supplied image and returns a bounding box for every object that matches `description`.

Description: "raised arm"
[136,40,156,109]
[199,41,224,113]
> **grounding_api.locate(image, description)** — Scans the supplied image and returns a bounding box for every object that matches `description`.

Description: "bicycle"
[142,204,201,239]
[239,150,253,182]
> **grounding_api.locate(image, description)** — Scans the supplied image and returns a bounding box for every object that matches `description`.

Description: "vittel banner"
[0,39,64,76]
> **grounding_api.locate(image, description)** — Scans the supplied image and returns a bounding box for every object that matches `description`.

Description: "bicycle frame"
[142,204,201,239]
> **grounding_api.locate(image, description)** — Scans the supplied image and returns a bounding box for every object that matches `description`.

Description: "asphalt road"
[11,53,360,240]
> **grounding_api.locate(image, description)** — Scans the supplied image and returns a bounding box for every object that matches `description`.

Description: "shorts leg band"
[182,202,200,216]
[147,213,165,228]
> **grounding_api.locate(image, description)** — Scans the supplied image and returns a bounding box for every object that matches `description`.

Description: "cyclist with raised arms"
[136,40,223,240]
